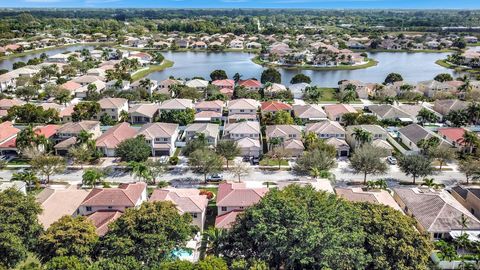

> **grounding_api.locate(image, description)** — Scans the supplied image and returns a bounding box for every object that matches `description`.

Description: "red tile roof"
[61,81,82,92]
[215,210,243,229]
[261,101,292,112]
[438,127,467,146]
[35,124,60,139]
[239,79,261,88]
[0,121,20,143]
[87,210,123,236]
[81,182,147,207]
[212,79,234,88]
[217,182,268,207]
[96,122,137,149]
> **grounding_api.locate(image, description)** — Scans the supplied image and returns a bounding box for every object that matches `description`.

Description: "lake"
[147,51,457,88]
[0,44,97,70]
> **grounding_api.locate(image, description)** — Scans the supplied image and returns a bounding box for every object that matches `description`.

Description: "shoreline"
[435,59,480,74]
[131,60,175,81]
[251,56,378,71]
[0,42,115,61]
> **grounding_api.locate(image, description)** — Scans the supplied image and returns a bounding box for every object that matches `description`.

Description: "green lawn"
[318,88,337,101]
[130,60,174,81]
[8,158,30,165]
[259,158,289,167]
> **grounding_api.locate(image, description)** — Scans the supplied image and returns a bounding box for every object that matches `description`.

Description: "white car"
[387,156,397,165]
[207,173,223,182]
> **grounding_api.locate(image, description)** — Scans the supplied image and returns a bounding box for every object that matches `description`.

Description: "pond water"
[0,44,97,70]
[147,51,458,88]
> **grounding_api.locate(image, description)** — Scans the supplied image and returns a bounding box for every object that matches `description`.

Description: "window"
[239,206,244,209]
[472,208,475,215]
[108,206,113,209]
[221,207,227,211]
[433,233,442,239]
[191,213,198,218]
[86,206,92,212]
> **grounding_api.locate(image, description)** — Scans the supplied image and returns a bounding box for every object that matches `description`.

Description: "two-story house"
[184,123,220,146]
[265,125,304,156]
[96,97,128,121]
[224,121,262,157]
[305,120,346,140]
[54,121,101,155]
[194,100,224,122]
[136,122,179,156]
[77,182,147,216]
[226,98,260,123]
[128,103,159,124]
[150,188,208,231]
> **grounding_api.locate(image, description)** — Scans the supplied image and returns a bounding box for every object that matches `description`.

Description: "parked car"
[387,156,397,165]
[242,156,251,162]
[251,157,260,165]
[207,173,223,182]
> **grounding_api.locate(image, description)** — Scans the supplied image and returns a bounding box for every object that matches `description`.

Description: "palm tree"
[421,178,443,189]
[11,170,39,190]
[119,110,129,123]
[467,102,480,125]
[82,169,105,188]
[352,128,372,147]
[128,161,152,183]
[76,130,94,146]
[204,227,226,256]
[463,131,479,154]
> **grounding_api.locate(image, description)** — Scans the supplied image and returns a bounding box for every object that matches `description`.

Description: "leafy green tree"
[7,104,59,124]
[445,109,468,127]
[220,185,367,269]
[429,146,456,170]
[159,260,194,270]
[273,110,294,124]
[43,256,88,270]
[183,133,209,155]
[434,73,453,82]
[128,161,152,183]
[210,70,228,81]
[195,256,228,270]
[417,108,439,125]
[159,108,195,126]
[52,86,72,105]
[215,140,241,169]
[417,137,440,154]
[11,170,39,190]
[398,154,433,184]
[189,148,223,183]
[37,216,98,262]
[458,157,480,184]
[290,74,311,84]
[15,85,38,101]
[349,145,388,184]
[463,131,480,154]
[357,203,433,270]
[0,189,42,269]
[341,112,359,126]
[30,155,66,184]
[99,201,195,267]
[384,73,403,85]
[294,148,336,175]
[115,136,151,162]
[72,101,100,122]
[82,168,105,188]
[260,68,281,84]
[89,256,142,270]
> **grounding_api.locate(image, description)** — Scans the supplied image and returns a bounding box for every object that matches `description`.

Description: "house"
[238,79,262,92]
[0,98,25,111]
[86,210,123,236]
[0,121,20,155]
[54,121,102,155]
[195,100,224,113]
[325,137,350,157]
[227,98,259,123]
[96,97,128,121]
[150,188,208,231]
[77,182,148,216]
[336,187,402,212]
[229,39,244,49]
[96,123,137,157]
[60,81,82,94]
[451,186,480,220]
[323,104,357,123]
[417,80,455,98]
[59,104,75,123]
[433,99,468,117]
[184,123,220,146]
[47,53,70,63]
[264,83,287,95]
[345,125,389,149]
[137,122,179,156]
[216,182,268,216]
[438,127,467,150]
[227,98,259,115]
[131,79,158,95]
[393,187,480,239]
[397,123,452,151]
[215,210,242,229]
[129,103,159,124]
[158,98,194,112]
[260,101,292,116]
[236,137,262,158]
[368,104,416,123]
[293,104,327,122]
[185,79,209,90]
[158,79,182,95]
[0,73,16,92]
[36,186,90,229]
[212,79,235,90]
[305,120,346,139]
[192,41,208,49]
[338,80,374,99]
[224,121,261,141]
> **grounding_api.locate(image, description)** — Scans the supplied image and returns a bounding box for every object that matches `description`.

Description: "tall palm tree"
[11,170,39,190]
[128,161,152,183]
[119,110,129,123]
[82,169,105,188]
[76,130,94,146]
[204,227,226,256]
[352,128,372,147]
[467,102,480,125]
[463,131,479,154]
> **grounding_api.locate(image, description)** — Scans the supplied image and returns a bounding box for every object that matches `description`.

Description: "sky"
[2,0,480,9]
